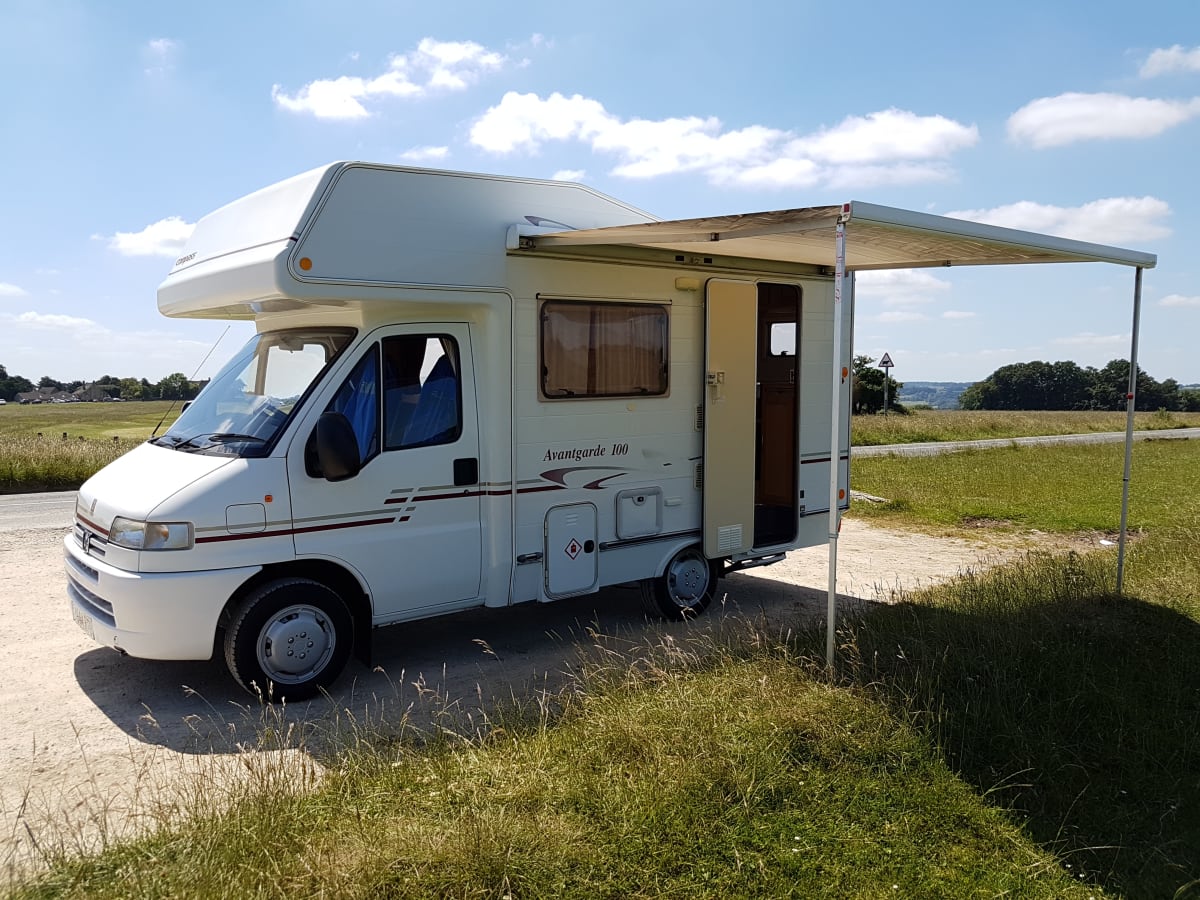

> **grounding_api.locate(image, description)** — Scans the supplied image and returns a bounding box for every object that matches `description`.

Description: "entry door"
[703,279,757,558]
[288,324,483,621]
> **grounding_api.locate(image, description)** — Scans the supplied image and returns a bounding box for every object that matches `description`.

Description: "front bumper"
[64,533,262,660]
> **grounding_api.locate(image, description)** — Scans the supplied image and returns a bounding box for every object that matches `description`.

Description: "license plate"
[72,602,95,640]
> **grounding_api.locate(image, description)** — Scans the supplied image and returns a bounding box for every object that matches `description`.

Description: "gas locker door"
[703,279,757,558]
[544,504,598,598]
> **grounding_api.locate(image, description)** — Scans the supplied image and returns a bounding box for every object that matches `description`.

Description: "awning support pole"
[1116,266,1143,594]
[826,218,848,671]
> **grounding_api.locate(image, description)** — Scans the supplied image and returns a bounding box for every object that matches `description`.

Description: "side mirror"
[314,412,361,481]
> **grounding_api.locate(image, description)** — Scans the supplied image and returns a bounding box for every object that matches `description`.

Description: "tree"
[852,355,903,414]
[38,375,65,391]
[156,372,191,401]
[0,365,34,402]
[962,358,1186,411]
[118,377,143,401]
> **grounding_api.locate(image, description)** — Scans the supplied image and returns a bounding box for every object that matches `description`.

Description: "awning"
[527,200,1157,271]
[530,198,1156,672]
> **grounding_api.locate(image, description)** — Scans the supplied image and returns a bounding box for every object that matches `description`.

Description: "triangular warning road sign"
[878,353,894,367]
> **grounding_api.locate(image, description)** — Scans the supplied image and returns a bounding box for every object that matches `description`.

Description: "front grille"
[67,575,116,628]
[66,552,99,583]
[74,522,109,560]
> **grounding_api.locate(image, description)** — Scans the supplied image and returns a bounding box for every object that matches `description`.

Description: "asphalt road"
[853,426,1199,457]
[0,490,76,532]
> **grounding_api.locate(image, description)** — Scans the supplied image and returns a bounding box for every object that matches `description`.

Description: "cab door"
[288,324,483,621]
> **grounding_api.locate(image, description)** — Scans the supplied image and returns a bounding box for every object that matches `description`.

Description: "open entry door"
[703,279,757,558]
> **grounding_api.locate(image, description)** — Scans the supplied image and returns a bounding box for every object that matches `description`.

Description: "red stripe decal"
[195,517,395,544]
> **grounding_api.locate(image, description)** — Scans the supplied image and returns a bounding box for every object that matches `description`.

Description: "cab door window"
[382,335,462,450]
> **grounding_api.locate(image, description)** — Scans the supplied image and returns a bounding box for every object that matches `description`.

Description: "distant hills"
[897,382,973,409]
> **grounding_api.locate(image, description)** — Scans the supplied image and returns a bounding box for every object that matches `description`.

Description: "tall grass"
[822,550,1200,898]
[0,435,142,493]
[0,401,179,492]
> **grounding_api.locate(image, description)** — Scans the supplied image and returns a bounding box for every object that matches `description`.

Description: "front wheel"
[224,578,352,702]
[642,546,720,620]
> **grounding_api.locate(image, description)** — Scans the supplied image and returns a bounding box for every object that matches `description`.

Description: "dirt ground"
[0,517,1053,879]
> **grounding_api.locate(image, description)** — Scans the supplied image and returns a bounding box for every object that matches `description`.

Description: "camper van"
[64,163,852,698]
[64,162,1159,698]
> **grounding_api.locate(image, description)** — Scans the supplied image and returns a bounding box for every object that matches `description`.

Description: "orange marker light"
[298,257,313,271]
[264,494,273,503]
[839,489,846,500]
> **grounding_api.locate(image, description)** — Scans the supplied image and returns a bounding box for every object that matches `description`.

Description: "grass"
[0,402,179,493]
[849,438,1200,536]
[14,655,1092,899]
[851,408,1200,446]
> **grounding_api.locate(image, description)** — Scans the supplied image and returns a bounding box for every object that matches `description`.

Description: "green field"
[10,421,1199,896]
[0,401,180,493]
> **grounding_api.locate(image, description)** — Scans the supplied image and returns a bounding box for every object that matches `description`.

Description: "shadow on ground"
[71,572,835,757]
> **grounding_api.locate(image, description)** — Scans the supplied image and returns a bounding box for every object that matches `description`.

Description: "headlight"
[108,517,194,550]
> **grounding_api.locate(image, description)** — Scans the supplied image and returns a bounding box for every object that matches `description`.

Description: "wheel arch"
[220,559,373,664]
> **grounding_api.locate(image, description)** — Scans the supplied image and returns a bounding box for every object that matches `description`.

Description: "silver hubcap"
[257,604,335,684]
[667,552,709,608]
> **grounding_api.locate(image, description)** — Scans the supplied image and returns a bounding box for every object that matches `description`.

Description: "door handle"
[453,457,478,486]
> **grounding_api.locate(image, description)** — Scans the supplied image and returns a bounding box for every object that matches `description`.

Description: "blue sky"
[1,0,1197,385]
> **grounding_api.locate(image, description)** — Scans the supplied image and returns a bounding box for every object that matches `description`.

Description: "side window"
[326,345,380,466]
[540,301,668,399]
[382,335,462,450]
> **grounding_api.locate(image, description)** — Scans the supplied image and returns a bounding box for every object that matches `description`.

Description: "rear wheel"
[224,578,352,702]
[642,546,719,620]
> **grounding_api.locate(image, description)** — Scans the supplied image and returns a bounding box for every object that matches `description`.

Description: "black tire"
[642,546,720,620]
[224,577,352,702]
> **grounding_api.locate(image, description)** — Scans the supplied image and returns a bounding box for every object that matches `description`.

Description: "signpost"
[878,352,894,416]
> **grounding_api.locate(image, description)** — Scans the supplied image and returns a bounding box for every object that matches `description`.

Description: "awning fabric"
[528,201,1157,271]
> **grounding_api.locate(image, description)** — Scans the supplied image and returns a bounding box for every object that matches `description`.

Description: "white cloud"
[1007,92,1200,148]
[106,216,195,258]
[866,310,929,324]
[1141,45,1200,78]
[942,310,976,319]
[399,145,449,162]
[13,311,98,331]
[273,38,507,120]
[470,92,978,189]
[0,282,28,297]
[144,37,179,77]
[1052,332,1128,346]
[0,310,222,380]
[551,169,586,181]
[1160,294,1200,308]
[945,197,1171,244]
[856,269,952,310]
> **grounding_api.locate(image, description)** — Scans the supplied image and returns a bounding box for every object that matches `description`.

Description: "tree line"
[959,359,1200,411]
[0,364,203,402]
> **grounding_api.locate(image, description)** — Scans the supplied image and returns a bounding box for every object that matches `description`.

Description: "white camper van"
[65,161,1155,699]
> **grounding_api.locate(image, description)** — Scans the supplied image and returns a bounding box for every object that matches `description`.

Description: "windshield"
[154,327,355,456]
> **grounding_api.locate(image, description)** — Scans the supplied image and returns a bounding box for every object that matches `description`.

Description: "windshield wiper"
[207,432,268,444]
[167,432,268,452]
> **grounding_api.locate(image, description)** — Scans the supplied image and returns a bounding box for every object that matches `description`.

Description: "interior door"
[703,279,757,558]
[289,323,483,621]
